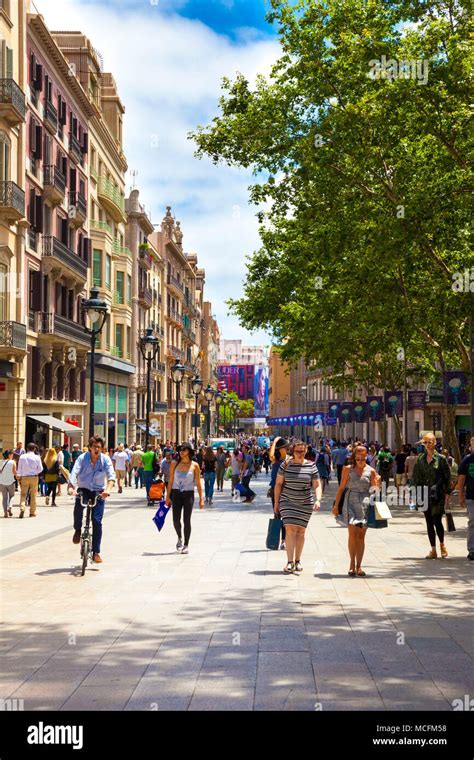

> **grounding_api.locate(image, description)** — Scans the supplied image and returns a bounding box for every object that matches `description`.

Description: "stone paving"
[1,474,473,711]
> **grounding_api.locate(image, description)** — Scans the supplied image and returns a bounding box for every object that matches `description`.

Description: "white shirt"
[0,459,16,486]
[17,452,43,477]
[113,451,129,471]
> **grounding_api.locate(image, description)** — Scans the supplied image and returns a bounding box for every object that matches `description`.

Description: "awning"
[137,424,161,437]
[27,415,83,433]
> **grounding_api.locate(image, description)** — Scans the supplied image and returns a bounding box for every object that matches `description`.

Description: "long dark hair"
[349,443,367,467]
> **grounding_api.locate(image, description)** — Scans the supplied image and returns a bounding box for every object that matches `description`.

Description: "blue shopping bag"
[266,516,282,550]
[153,501,170,532]
[235,483,246,495]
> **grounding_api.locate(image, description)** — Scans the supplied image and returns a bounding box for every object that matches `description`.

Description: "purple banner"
[408,391,426,410]
[367,396,384,421]
[353,402,368,423]
[327,401,341,421]
[443,372,468,405]
[384,391,403,417]
[340,402,354,424]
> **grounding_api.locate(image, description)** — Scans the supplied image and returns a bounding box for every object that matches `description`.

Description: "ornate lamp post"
[215,391,222,436]
[139,327,160,452]
[81,286,108,439]
[204,384,214,442]
[171,359,185,445]
[222,392,230,436]
[192,376,203,448]
[231,400,238,438]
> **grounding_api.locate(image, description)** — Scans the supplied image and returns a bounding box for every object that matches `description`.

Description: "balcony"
[97,176,125,223]
[69,191,87,226]
[138,286,153,309]
[27,227,38,252]
[44,99,58,134]
[168,399,186,412]
[183,362,197,375]
[153,401,168,414]
[90,219,113,238]
[42,235,87,282]
[69,132,83,163]
[167,306,181,326]
[168,345,184,361]
[0,79,26,125]
[138,246,152,271]
[35,312,89,346]
[113,292,130,310]
[0,321,27,356]
[167,273,184,296]
[112,239,132,258]
[152,361,166,375]
[43,165,66,205]
[0,181,25,222]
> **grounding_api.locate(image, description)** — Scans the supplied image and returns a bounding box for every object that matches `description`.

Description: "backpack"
[380,456,392,474]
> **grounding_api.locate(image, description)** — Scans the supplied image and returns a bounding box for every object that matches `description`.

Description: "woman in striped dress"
[274,441,322,575]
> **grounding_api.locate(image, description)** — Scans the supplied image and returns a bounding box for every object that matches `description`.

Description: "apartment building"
[201,301,220,390]
[52,31,133,447]
[0,0,27,448]
[24,14,95,448]
[125,188,166,444]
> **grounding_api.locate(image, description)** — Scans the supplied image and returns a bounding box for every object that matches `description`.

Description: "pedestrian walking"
[17,443,43,517]
[203,447,217,505]
[12,442,25,492]
[142,445,156,497]
[160,451,173,491]
[215,446,227,492]
[269,437,289,550]
[273,440,322,575]
[55,446,65,496]
[240,444,256,503]
[62,444,72,472]
[377,445,394,490]
[42,447,60,506]
[455,437,474,560]
[131,445,144,488]
[71,444,81,467]
[394,446,409,502]
[166,443,204,554]
[230,448,242,498]
[316,446,330,493]
[332,443,380,577]
[0,450,17,517]
[333,442,350,484]
[412,433,451,559]
[405,447,418,487]
[263,448,271,474]
[112,443,128,494]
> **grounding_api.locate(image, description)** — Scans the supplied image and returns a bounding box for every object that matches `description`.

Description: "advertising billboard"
[217,365,255,400]
[254,366,269,418]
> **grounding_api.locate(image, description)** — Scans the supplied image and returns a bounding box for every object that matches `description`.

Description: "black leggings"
[47,482,58,504]
[171,490,194,546]
[424,509,444,547]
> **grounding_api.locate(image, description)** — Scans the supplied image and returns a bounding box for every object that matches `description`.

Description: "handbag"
[445,510,456,532]
[266,515,282,550]
[224,466,232,480]
[374,501,392,520]
[367,502,388,529]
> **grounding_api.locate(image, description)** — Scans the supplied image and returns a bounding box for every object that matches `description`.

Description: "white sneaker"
[181,545,189,554]
[176,539,183,551]
[280,541,286,550]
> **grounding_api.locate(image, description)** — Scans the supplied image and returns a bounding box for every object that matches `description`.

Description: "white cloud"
[35,0,279,344]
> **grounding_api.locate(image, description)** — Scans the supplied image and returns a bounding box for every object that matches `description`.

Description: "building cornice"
[91,113,128,175]
[28,14,96,120]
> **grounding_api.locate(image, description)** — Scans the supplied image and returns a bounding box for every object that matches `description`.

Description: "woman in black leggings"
[412,433,451,559]
[166,444,204,554]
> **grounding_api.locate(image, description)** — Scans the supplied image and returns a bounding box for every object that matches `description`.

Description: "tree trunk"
[444,403,461,463]
[377,418,387,444]
[392,414,403,450]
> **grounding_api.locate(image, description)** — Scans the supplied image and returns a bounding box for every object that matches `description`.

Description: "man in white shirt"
[17,443,43,517]
[124,444,133,487]
[112,444,129,494]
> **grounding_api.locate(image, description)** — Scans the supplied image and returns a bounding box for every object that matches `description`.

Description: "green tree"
[192,0,472,458]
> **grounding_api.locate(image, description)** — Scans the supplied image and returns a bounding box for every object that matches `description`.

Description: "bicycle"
[78,490,102,576]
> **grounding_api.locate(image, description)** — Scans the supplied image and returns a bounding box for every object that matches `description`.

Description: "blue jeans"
[241,475,256,500]
[73,490,105,554]
[143,470,154,496]
[204,472,216,500]
[134,467,144,488]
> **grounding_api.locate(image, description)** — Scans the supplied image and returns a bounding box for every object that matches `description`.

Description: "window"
[0,131,10,182]
[126,326,131,358]
[93,249,102,286]
[94,382,107,413]
[116,270,124,304]
[0,41,13,79]
[0,262,7,321]
[115,323,123,357]
[118,386,127,414]
[105,316,110,351]
[127,274,131,304]
[105,254,111,289]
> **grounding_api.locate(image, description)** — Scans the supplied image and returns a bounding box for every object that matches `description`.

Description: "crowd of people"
[1,433,473,573]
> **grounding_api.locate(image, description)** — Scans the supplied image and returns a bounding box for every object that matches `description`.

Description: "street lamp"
[222,392,230,436]
[192,376,203,448]
[139,327,160,452]
[215,391,222,436]
[81,286,108,439]
[204,384,214,442]
[232,399,238,438]
[171,359,185,445]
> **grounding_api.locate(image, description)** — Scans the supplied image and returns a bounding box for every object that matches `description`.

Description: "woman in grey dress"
[333,443,380,577]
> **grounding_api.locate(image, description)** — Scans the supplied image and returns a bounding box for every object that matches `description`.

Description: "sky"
[33,0,280,347]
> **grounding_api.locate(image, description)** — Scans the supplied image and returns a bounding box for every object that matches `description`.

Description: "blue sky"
[36,0,279,346]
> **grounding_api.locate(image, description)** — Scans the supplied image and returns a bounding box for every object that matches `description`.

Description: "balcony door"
[0,42,13,80]
[0,262,7,322]
[0,132,10,182]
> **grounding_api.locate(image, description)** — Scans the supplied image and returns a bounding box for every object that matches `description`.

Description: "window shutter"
[34,125,42,159]
[6,47,13,80]
[31,270,44,311]
[28,188,36,226]
[29,116,36,155]
[35,63,43,92]
[29,52,36,84]
[34,194,43,233]
[60,216,68,245]
[82,237,91,267]
[81,131,88,155]
[70,166,77,192]
[60,99,67,126]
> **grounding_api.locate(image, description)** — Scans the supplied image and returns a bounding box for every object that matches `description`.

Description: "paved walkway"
[1,475,473,711]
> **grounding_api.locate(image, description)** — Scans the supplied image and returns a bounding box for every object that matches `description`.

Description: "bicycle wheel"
[81,538,89,576]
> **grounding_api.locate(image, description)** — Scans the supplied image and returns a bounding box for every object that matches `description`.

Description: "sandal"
[348,570,356,577]
[294,560,303,574]
[283,561,294,574]
[356,569,367,577]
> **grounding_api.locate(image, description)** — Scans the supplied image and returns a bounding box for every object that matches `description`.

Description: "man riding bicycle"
[67,436,116,563]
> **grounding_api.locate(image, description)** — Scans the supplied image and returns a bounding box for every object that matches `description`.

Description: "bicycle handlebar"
[78,490,103,509]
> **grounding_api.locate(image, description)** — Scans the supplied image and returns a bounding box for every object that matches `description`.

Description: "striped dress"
[278,459,320,528]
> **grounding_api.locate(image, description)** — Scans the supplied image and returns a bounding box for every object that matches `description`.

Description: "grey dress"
[343,465,373,527]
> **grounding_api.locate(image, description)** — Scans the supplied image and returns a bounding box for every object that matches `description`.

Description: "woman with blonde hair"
[42,447,60,506]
